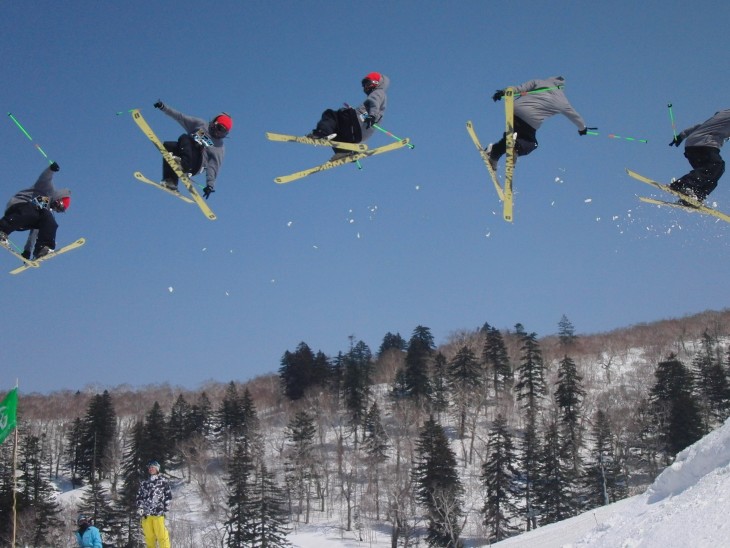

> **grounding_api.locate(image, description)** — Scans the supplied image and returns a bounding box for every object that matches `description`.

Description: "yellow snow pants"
[141,515,170,548]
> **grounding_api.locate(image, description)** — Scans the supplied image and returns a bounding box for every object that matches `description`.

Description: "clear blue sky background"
[4,1,730,394]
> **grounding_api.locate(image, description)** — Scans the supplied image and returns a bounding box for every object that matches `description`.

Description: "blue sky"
[4,1,730,394]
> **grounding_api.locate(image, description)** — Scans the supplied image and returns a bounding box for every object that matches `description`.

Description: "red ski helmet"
[214,113,233,132]
[362,72,382,92]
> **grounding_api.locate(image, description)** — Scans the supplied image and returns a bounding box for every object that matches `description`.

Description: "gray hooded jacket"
[355,74,389,142]
[159,105,226,189]
[5,166,70,211]
[513,76,586,131]
[679,109,730,150]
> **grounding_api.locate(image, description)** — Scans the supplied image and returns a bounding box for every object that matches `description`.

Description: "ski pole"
[7,112,53,164]
[668,103,678,140]
[372,123,415,149]
[586,130,648,143]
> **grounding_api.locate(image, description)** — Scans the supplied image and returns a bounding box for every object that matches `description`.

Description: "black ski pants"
[315,108,362,144]
[163,133,204,182]
[675,146,725,200]
[489,116,539,160]
[0,203,57,252]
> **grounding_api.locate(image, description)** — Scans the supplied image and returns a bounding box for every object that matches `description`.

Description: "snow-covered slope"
[490,416,730,548]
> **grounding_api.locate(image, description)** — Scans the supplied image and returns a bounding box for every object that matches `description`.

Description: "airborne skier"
[153,101,232,200]
[668,108,730,204]
[0,162,71,260]
[307,72,389,161]
[486,76,590,170]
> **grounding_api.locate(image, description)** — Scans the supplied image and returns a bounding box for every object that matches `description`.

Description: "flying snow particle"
[168,287,174,293]
[415,185,420,190]
[349,219,354,224]
[584,198,592,203]
[357,232,361,239]
[313,245,318,249]
[287,221,293,227]
[225,291,229,296]
[485,232,491,238]
[202,247,207,252]
[554,177,563,184]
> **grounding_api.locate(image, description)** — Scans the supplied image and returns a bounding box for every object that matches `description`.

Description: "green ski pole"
[7,112,53,164]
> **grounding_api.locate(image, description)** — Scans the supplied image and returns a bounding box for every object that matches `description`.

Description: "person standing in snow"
[307,71,389,161]
[486,76,590,169]
[153,100,232,200]
[668,109,730,203]
[136,460,172,548]
[0,162,71,260]
[74,514,103,548]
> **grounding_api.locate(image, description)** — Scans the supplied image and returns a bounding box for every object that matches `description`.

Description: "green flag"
[0,388,18,445]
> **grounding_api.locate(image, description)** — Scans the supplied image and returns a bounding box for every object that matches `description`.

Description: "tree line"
[2,315,730,546]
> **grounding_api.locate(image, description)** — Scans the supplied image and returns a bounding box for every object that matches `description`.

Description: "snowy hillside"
[487,416,730,548]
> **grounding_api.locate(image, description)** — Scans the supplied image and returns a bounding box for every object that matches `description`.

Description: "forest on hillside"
[3,309,730,547]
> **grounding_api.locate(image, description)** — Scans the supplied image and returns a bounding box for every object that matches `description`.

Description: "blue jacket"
[75,525,103,548]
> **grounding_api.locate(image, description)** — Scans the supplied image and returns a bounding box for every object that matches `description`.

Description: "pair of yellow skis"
[467,87,516,222]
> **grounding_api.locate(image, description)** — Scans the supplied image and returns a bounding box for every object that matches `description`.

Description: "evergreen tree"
[188,391,213,437]
[430,352,450,419]
[480,415,521,543]
[412,416,464,547]
[249,463,292,547]
[378,331,407,357]
[284,411,317,523]
[582,410,627,509]
[447,345,481,439]
[557,314,577,348]
[116,420,146,547]
[405,325,435,403]
[79,391,117,482]
[226,437,257,547]
[278,342,330,400]
[692,332,730,428]
[343,340,374,442]
[483,326,512,398]
[649,354,704,461]
[554,354,585,473]
[513,324,547,531]
[533,421,574,525]
[65,416,85,487]
[142,401,170,467]
[17,434,62,547]
[362,402,389,519]
[78,478,122,544]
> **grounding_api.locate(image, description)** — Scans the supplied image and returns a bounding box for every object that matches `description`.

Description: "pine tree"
[582,410,627,509]
[378,331,407,357]
[226,438,257,547]
[362,402,389,520]
[554,354,585,473]
[649,354,704,461]
[480,415,521,543]
[284,411,317,523]
[405,325,435,403]
[447,345,481,439]
[412,416,464,547]
[17,433,62,547]
[430,352,450,419]
[692,331,730,428]
[116,420,146,547]
[78,478,122,544]
[513,324,547,531]
[78,390,117,483]
[343,340,374,443]
[483,325,512,398]
[142,401,170,467]
[278,342,331,401]
[557,314,577,348]
[533,421,574,525]
[66,416,85,487]
[249,463,291,547]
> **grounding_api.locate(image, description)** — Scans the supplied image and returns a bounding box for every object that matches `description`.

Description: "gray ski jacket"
[5,166,70,211]
[159,104,226,189]
[680,109,730,149]
[355,74,389,142]
[512,76,586,131]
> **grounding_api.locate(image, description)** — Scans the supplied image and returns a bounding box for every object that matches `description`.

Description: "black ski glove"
[669,136,683,147]
[154,100,165,110]
[363,114,376,129]
[203,185,215,200]
[579,127,597,136]
[50,161,60,172]
[492,89,505,102]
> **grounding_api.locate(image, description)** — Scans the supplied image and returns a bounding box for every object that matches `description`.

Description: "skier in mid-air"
[153,101,232,199]
[668,108,730,204]
[0,162,71,260]
[486,76,590,169]
[307,72,389,161]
